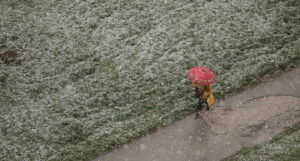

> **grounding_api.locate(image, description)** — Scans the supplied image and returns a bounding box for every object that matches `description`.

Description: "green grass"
[0,0,300,161]
[224,123,300,161]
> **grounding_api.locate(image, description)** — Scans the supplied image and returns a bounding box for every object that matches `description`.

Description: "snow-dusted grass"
[0,0,299,160]
[225,123,300,161]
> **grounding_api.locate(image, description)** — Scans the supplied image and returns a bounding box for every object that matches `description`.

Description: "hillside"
[0,0,299,160]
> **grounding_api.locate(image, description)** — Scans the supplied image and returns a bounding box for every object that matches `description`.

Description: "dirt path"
[92,67,300,161]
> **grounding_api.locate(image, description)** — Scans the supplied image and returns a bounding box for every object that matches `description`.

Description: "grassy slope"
[224,123,300,161]
[0,0,299,160]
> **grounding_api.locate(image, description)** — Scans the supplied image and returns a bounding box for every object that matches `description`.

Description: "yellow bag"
[207,94,215,107]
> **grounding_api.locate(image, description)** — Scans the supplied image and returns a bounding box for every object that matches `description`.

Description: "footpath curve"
[92,67,300,161]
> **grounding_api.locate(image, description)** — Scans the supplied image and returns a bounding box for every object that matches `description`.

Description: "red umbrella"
[188,67,215,86]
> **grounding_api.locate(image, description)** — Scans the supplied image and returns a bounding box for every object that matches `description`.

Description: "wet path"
[92,67,300,161]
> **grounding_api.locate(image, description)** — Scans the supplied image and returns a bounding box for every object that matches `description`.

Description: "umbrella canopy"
[188,66,215,86]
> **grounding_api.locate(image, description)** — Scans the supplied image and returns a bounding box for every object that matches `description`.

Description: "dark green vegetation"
[225,123,300,161]
[0,0,299,160]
